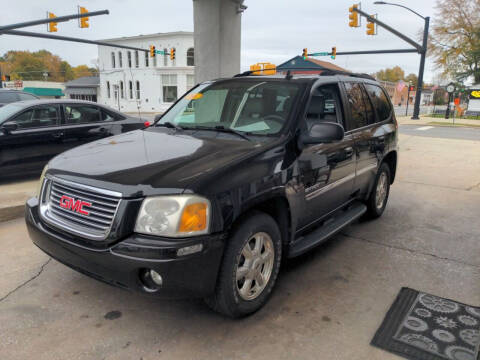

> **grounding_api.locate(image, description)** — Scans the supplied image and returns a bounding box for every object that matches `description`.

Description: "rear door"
[298,83,356,228]
[0,104,63,174]
[62,104,115,147]
[343,81,389,197]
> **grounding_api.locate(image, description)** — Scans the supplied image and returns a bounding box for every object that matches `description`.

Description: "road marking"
[417,126,434,131]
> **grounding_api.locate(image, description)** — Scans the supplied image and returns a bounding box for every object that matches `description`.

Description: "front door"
[0,104,64,176]
[297,84,356,229]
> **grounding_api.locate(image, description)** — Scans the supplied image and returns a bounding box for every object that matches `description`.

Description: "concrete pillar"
[193,0,246,83]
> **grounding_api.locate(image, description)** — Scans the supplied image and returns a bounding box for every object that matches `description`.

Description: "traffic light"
[366,15,376,35]
[408,85,415,92]
[170,48,176,60]
[331,47,337,60]
[149,45,156,58]
[349,4,359,27]
[47,12,57,32]
[302,48,308,60]
[79,6,89,28]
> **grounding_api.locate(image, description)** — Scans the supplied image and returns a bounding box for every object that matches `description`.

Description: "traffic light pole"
[0,10,109,34]
[411,17,429,119]
[3,29,148,53]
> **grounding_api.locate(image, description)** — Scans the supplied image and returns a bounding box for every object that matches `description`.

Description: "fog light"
[177,244,203,256]
[149,270,163,285]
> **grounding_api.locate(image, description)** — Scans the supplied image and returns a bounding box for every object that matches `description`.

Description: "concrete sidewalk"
[397,115,480,127]
[0,178,37,222]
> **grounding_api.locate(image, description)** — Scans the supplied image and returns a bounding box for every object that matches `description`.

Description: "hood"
[48,128,267,196]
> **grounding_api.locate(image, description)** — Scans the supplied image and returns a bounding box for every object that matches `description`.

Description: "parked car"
[26,72,398,317]
[0,89,39,107]
[0,99,147,177]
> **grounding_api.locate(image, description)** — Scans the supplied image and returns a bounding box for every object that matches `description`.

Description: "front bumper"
[25,197,225,298]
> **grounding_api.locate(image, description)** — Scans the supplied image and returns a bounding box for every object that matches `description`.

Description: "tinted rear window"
[364,84,392,122]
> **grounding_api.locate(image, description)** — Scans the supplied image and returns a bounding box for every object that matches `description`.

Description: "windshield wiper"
[184,125,253,142]
[156,121,183,131]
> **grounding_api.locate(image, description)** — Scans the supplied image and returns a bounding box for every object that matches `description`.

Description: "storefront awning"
[23,87,65,97]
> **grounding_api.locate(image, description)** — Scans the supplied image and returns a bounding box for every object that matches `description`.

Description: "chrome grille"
[39,177,122,241]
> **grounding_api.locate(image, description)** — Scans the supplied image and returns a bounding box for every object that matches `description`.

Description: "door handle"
[345,147,354,158]
[52,132,64,138]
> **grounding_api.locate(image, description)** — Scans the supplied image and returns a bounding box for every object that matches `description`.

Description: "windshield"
[0,103,23,125]
[157,80,302,135]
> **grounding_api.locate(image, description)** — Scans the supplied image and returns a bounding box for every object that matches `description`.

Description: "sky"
[0,0,440,83]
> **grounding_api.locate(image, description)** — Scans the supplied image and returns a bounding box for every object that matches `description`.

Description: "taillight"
[144,121,151,127]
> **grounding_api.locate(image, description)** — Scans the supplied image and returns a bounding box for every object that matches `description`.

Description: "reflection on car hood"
[48,128,265,192]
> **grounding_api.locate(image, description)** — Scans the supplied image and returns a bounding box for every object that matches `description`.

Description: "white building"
[97,32,195,113]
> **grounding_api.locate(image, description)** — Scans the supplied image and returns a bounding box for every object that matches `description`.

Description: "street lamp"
[374,1,429,120]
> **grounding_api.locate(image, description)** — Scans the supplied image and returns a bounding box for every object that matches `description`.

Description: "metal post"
[412,16,430,119]
[406,85,411,116]
[0,10,109,33]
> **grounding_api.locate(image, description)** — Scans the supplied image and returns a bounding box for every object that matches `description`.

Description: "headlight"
[37,164,49,198]
[134,195,211,237]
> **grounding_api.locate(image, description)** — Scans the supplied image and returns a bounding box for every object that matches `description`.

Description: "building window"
[135,51,139,68]
[145,52,149,67]
[135,81,140,100]
[163,48,168,66]
[187,48,194,66]
[129,81,133,99]
[106,81,111,98]
[162,74,177,103]
[120,81,124,98]
[118,52,123,68]
[111,52,115,68]
[187,74,195,90]
[153,52,157,67]
[127,51,132,68]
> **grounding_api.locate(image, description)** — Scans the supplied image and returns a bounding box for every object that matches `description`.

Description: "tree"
[404,73,418,86]
[60,61,75,81]
[72,65,95,78]
[375,66,405,82]
[429,0,480,84]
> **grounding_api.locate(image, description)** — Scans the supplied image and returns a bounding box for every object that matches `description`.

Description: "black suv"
[26,72,398,317]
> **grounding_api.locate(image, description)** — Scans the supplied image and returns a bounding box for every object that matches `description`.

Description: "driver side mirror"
[1,121,18,134]
[299,122,344,146]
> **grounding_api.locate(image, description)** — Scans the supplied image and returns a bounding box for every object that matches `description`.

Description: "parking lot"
[0,125,479,360]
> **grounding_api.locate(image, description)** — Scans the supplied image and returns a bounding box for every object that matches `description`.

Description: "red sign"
[59,195,91,215]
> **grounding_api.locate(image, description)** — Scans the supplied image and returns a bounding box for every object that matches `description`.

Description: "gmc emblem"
[59,195,92,216]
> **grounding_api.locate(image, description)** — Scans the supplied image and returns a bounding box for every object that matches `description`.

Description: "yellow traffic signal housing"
[331,47,337,60]
[79,7,89,28]
[1,75,5,82]
[149,45,156,58]
[349,4,359,27]
[366,15,376,35]
[170,48,176,60]
[302,48,308,59]
[47,12,57,32]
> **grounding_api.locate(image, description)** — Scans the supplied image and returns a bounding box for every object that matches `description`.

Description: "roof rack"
[318,69,376,81]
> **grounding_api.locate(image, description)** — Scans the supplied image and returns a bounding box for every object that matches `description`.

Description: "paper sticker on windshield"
[186,93,203,100]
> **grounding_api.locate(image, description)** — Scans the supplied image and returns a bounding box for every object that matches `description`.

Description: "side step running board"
[288,202,367,258]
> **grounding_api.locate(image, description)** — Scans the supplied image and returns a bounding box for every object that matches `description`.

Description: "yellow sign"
[249,62,276,76]
[471,90,480,98]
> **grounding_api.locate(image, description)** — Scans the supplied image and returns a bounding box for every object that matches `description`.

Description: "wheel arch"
[381,150,397,184]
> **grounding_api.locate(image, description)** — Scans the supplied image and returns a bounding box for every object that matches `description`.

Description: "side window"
[18,93,37,101]
[305,84,343,128]
[101,109,118,122]
[0,92,19,103]
[364,84,392,122]
[361,85,375,125]
[65,105,101,124]
[344,82,368,130]
[12,106,59,129]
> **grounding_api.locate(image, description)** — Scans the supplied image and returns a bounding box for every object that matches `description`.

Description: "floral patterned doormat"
[371,288,480,360]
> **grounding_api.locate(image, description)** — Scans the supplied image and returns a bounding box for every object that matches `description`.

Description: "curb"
[0,204,25,223]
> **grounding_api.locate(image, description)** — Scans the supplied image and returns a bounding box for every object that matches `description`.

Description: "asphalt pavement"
[399,123,480,141]
[0,130,479,360]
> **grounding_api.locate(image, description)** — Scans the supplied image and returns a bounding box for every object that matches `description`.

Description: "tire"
[365,162,391,219]
[205,211,282,318]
